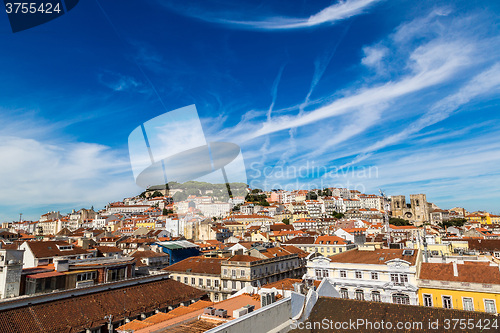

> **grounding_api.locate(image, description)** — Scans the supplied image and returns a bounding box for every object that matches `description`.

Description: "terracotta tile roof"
[118,319,151,331]
[281,245,309,258]
[163,256,224,275]
[419,262,500,284]
[284,236,315,245]
[94,246,122,253]
[24,241,88,258]
[314,235,347,245]
[290,297,497,333]
[226,254,261,262]
[328,249,418,265]
[467,239,500,251]
[263,278,305,290]
[0,278,205,333]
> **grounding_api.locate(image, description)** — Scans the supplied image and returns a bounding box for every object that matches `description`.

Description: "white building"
[304,247,421,305]
[0,248,24,299]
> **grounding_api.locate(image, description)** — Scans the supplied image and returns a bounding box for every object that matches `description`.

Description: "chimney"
[452,261,458,277]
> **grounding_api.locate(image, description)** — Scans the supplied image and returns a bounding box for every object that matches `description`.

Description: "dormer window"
[56,244,74,251]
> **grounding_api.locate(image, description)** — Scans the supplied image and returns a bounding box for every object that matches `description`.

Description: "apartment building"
[418,261,500,314]
[305,247,421,305]
[164,245,307,301]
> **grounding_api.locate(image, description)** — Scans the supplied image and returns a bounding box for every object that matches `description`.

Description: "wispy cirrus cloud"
[207,7,500,213]
[220,0,382,30]
[161,0,382,30]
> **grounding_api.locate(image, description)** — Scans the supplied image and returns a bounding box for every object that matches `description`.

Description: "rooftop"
[419,262,500,284]
[0,277,205,333]
[328,248,418,265]
[163,256,225,275]
[290,297,497,333]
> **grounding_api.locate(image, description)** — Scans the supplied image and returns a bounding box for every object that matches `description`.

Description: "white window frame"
[371,272,379,280]
[484,299,496,313]
[462,297,474,311]
[355,271,362,279]
[340,270,347,278]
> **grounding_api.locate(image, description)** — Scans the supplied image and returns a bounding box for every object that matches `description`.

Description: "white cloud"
[186,0,382,30]
[0,135,138,220]
[361,45,388,73]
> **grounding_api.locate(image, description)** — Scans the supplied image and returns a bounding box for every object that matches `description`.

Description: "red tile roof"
[24,241,88,258]
[0,278,205,333]
[420,262,500,284]
[163,256,224,275]
[328,249,418,265]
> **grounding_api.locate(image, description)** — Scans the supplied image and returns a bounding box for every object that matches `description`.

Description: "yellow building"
[418,261,499,314]
[136,221,156,229]
[466,213,489,224]
[407,240,469,256]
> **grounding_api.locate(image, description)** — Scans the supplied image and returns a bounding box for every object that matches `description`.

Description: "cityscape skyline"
[1,0,500,221]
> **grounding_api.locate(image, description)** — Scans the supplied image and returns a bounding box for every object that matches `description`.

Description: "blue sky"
[1,0,500,221]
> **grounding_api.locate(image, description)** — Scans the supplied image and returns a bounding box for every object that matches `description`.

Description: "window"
[355,271,362,279]
[184,277,188,284]
[232,281,237,290]
[223,280,228,289]
[463,297,474,311]
[207,279,211,287]
[214,293,219,301]
[371,272,379,280]
[355,289,364,301]
[191,278,195,285]
[372,291,381,302]
[340,270,347,278]
[199,278,203,286]
[231,269,236,277]
[223,269,227,275]
[484,299,496,313]
[393,293,410,305]
[214,280,219,288]
[340,288,348,299]
[423,294,433,307]
[177,276,180,282]
[442,296,452,309]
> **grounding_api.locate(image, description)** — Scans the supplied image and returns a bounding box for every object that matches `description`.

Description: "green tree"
[282,218,290,225]
[151,191,164,198]
[389,217,412,226]
[306,191,318,200]
[173,191,188,202]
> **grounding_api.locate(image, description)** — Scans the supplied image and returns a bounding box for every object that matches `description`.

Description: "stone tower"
[390,195,407,218]
[410,194,429,225]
